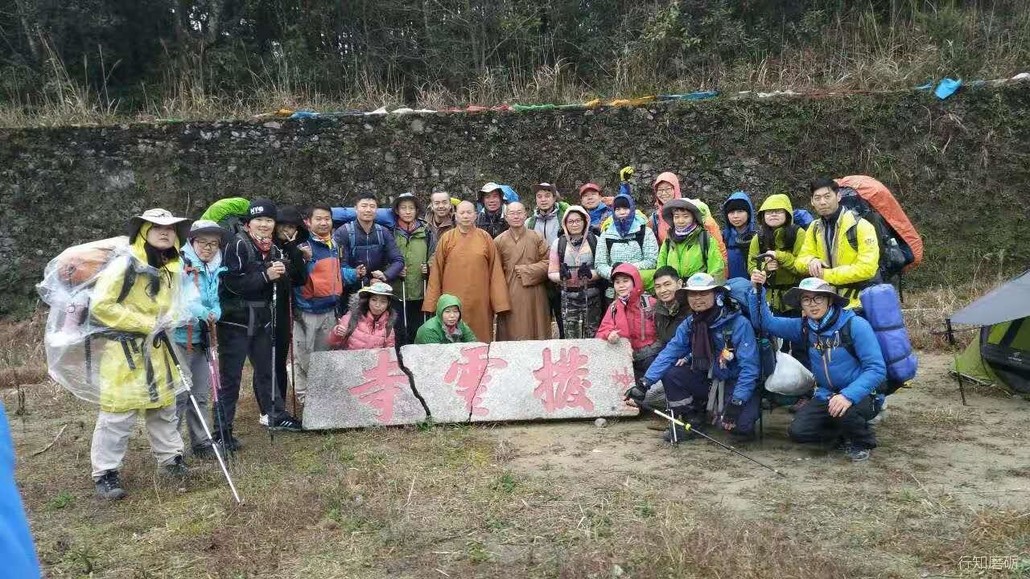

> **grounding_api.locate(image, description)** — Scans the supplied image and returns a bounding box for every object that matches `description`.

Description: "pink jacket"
[327,293,397,350]
[595,263,657,350]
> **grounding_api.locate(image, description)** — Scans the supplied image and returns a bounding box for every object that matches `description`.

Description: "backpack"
[605,226,647,257]
[836,175,923,283]
[792,209,815,229]
[800,284,917,396]
[341,222,387,263]
[723,278,777,381]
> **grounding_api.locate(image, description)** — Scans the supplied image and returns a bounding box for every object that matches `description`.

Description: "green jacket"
[392,220,431,300]
[656,228,725,281]
[414,293,477,344]
[747,194,805,312]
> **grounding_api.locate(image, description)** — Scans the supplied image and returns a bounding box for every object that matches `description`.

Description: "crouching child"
[595,263,662,385]
[750,276,886,462]
[414,294,477,344]
[626,273,762,443]
[328,282,398,350]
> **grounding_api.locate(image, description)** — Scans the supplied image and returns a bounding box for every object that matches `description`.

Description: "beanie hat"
[245,198,277,222]
[276,205,305,227]
[724,198,751,215]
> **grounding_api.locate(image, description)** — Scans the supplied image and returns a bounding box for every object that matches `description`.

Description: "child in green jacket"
[656,199,725,281]
[414,294,477,344]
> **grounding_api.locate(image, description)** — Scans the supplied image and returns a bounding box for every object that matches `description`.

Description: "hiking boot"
[662,424,691,444]
[213,430,242,453]
[161,455,189,477]
[846,447,871,463]
[645,412,668,431]
[95,470,127,501]
[192,443,217,460]
[269,414,303,432]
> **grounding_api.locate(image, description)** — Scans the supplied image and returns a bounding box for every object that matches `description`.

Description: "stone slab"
[402,339,638,423]
[303,348,427,430]
[399,342,490,423]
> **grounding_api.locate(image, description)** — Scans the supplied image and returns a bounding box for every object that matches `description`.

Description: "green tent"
[950,271,1030,394]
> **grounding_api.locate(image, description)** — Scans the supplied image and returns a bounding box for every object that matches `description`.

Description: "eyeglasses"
[800,295,828,305]
[195,241,220,250]
[656,186,675,193]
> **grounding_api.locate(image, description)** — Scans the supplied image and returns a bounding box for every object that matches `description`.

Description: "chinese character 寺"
[533,346,594,413]
[350,349,408,422]
[443,346,508,416]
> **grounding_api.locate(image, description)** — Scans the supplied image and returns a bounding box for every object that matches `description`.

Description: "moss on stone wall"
[1,85,1028,316]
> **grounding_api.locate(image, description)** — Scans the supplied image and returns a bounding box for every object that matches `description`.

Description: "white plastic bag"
[764,351,815,396]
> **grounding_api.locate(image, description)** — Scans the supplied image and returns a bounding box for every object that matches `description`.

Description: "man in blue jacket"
[333,193,404,305]
[750,276,886,461]
[625,272,762,443]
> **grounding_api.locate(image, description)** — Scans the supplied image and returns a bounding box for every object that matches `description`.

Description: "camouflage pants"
[561,290,603,340]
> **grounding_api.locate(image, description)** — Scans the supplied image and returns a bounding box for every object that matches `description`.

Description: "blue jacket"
[722,191,756,280]
[0,403,41,579]
[294,235,344,314]
[175,242,225,345]
[750,289,886,402]
[644,307,760,404]
[587,202,613,235]
[332,221,405,287]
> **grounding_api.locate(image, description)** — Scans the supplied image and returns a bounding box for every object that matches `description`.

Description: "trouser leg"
[661,366,709,411]
[788,397,832,443]
[214,323,247,434]
[145,404,185,466]
[547,284,564,339]
[176,348,212,450]
[293,310,332,402]
[91,410,137,480]
[274,320,290,404]
[835,396,878,450]
[250,328,281,418]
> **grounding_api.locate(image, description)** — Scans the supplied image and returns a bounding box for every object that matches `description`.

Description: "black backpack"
[839,190,913,281]
[557,233,598,261]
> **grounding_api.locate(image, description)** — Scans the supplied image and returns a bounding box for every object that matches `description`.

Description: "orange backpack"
[835,175,923,274]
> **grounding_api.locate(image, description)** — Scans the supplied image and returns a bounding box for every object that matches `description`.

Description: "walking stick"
[639,402,786,477]
[160,333,243,504]
[269,278,279,443]
[288,300,297,417]
[206,321,229,459]
[401,279,409,337]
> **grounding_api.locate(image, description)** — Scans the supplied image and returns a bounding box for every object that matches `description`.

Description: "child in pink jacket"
[327,282,397,350]
[595,263,661,380]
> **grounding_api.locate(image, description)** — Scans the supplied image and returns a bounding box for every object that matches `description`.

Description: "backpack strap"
[699,231,710,273]
[558,236,568,263]
[587,233,598,256]
[115,265,137,304]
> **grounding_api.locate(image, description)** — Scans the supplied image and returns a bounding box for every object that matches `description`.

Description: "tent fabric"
[835,175,924,271]
[953,320,1030,393]
[950,270,1030,326]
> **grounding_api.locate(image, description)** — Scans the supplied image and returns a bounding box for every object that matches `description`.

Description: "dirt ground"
[4,352,1029,578]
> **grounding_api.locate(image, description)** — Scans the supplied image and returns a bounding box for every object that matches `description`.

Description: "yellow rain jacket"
[747,194,806,312]
[90,224,183,413]
[794,209,880,308]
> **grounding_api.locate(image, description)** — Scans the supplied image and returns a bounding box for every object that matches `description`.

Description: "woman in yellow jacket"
[90,209,192,501]
[794,178,880,309]
[748,194,806,312]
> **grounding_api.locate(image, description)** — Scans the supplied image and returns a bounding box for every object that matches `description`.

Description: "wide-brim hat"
[359,282,396,299]
[129,208,190,243]
[683,272,726,293]
[392,192,423,215]
[662,198,702,225]
[783,277,849,309]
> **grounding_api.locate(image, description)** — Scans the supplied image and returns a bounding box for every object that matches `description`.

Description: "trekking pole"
[288,299,298,417]
[639,402,787,477]
[422,260,429,324]
[401,278,409,337]
[160,333,243,504]
[206,321,229,460]
[269,277,279,443]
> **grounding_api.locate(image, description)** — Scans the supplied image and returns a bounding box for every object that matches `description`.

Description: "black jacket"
[654,291,691,345]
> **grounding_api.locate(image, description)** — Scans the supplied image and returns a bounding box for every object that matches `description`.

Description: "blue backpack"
[724,278,777,381]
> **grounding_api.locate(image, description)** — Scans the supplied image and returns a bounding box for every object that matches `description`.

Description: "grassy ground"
[3,307,1030,577]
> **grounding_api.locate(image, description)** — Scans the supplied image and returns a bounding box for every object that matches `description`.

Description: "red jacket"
[595,263,658,350]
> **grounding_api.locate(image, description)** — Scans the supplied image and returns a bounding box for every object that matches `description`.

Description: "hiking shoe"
[269,414,303,432]
[95,470,127,501]
[661,424,691,444]
[192,443,217,460]
[161,455,189,477]
[846,447,871,463]
[259,414,269,426]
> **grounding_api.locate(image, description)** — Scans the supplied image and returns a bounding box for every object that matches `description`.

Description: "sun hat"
[783,277,849,309]
[128,208,190,242]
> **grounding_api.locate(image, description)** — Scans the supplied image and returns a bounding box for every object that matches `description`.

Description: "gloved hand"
[620,166,635,181]
[577,263,592,281]
[722,399,744,428]
[559,263,572,281]
[623,378,651,406]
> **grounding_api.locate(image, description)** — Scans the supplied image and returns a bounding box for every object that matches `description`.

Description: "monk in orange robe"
[423,201,511,342]
[494,202,553,341]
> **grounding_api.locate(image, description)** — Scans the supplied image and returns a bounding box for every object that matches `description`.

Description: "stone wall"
[1,85,1029,315]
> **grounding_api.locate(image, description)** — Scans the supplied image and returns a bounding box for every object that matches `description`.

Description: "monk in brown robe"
[494,202,553,341]
[423,201,511,342]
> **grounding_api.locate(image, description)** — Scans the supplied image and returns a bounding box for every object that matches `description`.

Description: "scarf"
[248,232,273,255]
[670,223,697,243]
[614,213,634,238]
[444,321,462,341]
[689,306,721,373]
[810,306,843,345]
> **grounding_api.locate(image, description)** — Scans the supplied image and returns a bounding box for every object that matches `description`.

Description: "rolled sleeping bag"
[331,207,397,229]
[859,284,918,387]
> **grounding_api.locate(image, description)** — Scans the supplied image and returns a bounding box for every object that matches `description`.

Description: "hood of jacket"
[435,293,463,321]
[180,237,224,273]
[612,263,644,302]
[756,194,794,226]
[661,198,704,231]
[652,172,682,208]
[561,205,591,237]
[722,191,756,230]
[612,193,644,237]
[131,223,183,275]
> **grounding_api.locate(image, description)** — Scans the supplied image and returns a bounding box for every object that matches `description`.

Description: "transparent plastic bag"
[764,351,816,396]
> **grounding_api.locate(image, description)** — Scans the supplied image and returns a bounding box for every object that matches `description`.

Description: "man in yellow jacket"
[794,178,880,309]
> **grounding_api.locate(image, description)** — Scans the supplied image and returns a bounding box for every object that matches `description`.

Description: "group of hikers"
[80,173,901,500]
